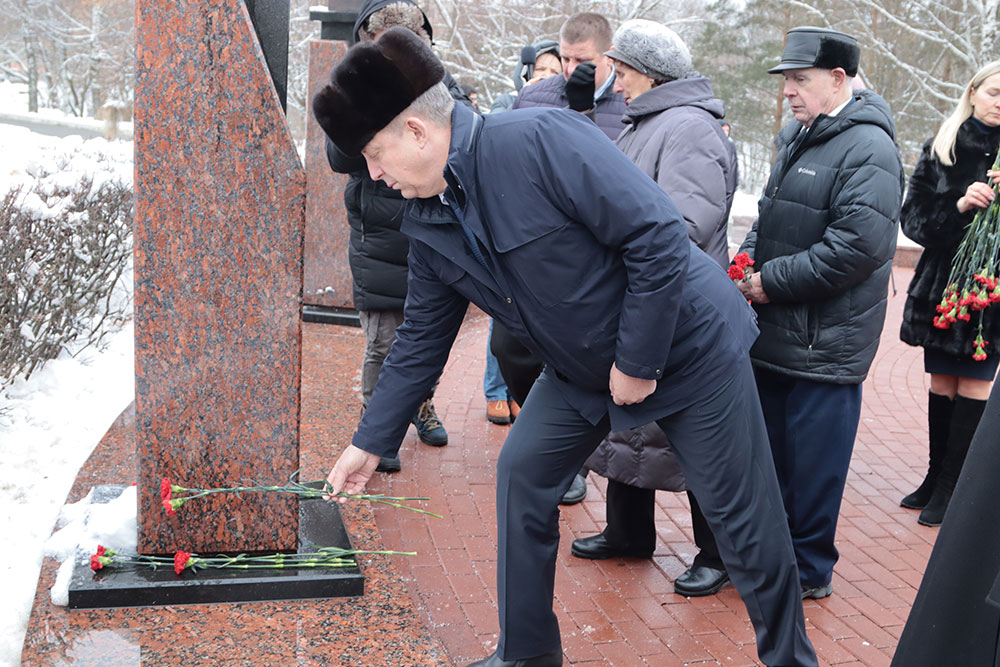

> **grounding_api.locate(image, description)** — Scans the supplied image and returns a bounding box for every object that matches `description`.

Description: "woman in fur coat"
[899,60,1000,526]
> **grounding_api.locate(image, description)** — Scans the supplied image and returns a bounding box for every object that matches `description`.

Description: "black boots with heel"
[900,392,953,509]
[917,395,987,527]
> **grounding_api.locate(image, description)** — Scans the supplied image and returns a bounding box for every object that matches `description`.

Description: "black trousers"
[490,320,544,405]
[495,360,816,666]
[604,482,724,570]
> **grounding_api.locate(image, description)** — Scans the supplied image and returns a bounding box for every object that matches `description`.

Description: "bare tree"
[0,0,134,118]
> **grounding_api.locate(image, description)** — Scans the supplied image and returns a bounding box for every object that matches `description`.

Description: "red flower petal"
[174,550,191,575]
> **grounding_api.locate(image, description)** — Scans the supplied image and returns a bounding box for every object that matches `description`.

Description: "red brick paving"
[361,265,937,666]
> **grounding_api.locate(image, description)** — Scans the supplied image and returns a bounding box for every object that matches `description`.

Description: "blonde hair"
[932,60,1000,166]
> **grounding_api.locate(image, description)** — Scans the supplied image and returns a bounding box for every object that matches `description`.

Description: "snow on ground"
[731,189,760,219]
[0,117,135,667]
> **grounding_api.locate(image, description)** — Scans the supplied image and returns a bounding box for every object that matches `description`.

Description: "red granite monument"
[133,0,305,554]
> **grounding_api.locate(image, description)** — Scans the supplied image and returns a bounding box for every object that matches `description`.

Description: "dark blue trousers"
[754,366,862,588]
[496,361,817,666]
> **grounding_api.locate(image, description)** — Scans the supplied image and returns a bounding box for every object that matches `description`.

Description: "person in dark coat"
[897,60,1000,526]
[512,13,626,140]
[314,28,817,667]
[736,27,904,600]
[323,0,474,471]
[890,380,1000,667]
[500,12,628,505]
[570,19,736,599]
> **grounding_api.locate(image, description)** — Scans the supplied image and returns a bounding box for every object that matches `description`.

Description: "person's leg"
[602,480,656,552]
[919,391,988,525]
[781,378,861,588]
[495,370,610,661]
[358,309,404,408]
[484,320,510,400]
[490,320,544,406]
[359,309,407,472]
[657,359,817,667]
[901,387,954,509]
[689,493,724,570]
[485,319,512,424]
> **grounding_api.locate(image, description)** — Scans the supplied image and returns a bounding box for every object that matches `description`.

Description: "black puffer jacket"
[900,118,1000,356]
[325,0,473,311]
[739,90,904,383]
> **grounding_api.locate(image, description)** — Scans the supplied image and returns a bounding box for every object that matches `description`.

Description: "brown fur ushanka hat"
[311,26,445,156]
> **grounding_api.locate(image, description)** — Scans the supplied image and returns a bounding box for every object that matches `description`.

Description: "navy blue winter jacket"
[352,104,759,458]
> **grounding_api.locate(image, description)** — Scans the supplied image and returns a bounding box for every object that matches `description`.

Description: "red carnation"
[733,252,754,270]
[161,478,172,502]
[728,265,745,281]
[174,550,191,575]
[96,545,107,557]
[163,498,176,516]
[90,554,103,571]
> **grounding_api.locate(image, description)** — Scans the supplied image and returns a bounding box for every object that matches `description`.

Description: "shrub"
[0,172,133,392]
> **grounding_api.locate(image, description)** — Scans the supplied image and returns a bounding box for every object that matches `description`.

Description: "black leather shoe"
[559,473,587,505]
[673,565,729,597]
[570,533,653,560]
[467,648,562,667]
[375,456,401,473]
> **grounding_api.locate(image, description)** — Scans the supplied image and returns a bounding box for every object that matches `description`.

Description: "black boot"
[918,395,987,526]
[901,392,953,509]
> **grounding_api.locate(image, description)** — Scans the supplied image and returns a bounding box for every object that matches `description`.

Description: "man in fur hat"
[315,27,818,667]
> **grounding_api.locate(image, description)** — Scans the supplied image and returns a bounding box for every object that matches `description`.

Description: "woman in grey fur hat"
[572,18,740,599]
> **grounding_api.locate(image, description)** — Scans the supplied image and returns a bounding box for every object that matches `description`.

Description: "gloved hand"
[565,62,597,112]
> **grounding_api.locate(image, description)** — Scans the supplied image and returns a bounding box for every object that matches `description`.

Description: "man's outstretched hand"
[609,362,657,406]
[326,445,381,501]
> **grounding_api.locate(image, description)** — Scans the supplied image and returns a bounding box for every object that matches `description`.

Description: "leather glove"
[565,62,597,112]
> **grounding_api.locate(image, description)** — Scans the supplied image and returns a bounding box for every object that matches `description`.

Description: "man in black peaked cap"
[736,27,904,600]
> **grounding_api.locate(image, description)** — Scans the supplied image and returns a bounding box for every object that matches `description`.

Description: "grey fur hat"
[604,19,691,82]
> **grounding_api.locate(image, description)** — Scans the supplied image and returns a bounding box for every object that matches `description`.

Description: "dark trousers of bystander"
[754,366,862,589]
[603,482,723,570]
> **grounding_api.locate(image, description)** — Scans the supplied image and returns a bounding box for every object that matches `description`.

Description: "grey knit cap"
[604,19,691,81]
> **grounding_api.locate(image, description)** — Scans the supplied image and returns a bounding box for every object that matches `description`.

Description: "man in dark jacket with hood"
[315,27,816,667]
[324,0,473,472]
[737,27,904,600]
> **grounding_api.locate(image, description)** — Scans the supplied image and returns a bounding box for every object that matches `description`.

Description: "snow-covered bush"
[1,143,133,392]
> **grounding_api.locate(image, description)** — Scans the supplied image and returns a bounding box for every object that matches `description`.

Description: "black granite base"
[301,304,361,327]
[68,485,364,609]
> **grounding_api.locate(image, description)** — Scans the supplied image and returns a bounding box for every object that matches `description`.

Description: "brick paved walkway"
[360,265,936,666]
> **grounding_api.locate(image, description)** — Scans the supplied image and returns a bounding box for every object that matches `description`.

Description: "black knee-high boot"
[901,392,953,509]
[918,395,987,526]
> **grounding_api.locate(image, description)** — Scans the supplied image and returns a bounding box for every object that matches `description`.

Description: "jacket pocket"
[499,220,589,308]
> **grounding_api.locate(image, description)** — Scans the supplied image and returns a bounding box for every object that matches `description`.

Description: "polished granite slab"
[69,485,364,609]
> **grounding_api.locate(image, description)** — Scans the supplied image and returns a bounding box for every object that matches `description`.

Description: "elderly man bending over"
[314,27,817,667]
